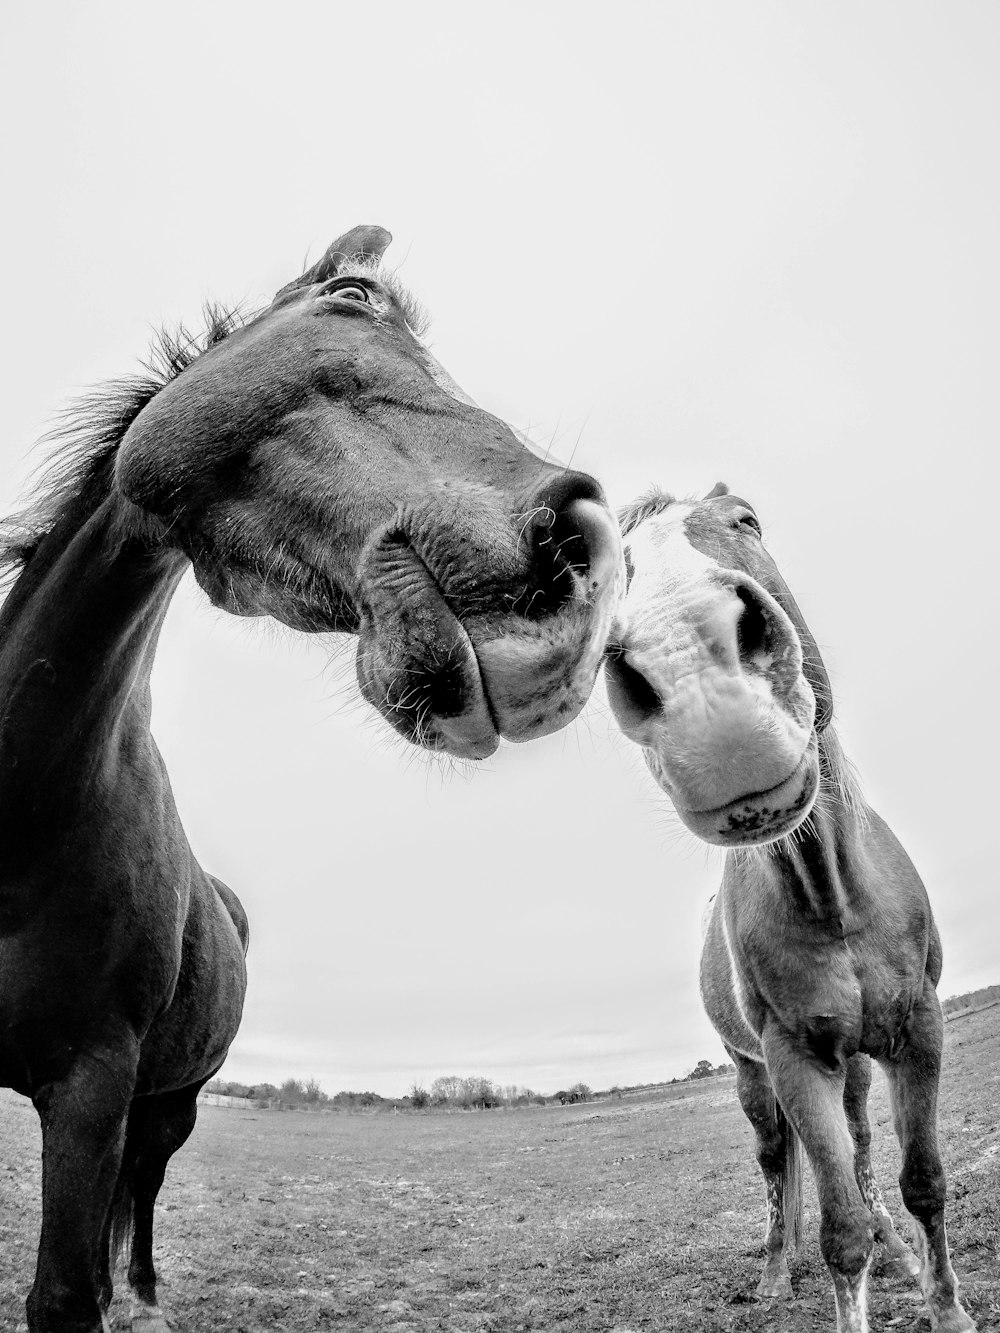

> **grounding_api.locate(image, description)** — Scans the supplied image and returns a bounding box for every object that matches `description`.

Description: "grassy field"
[1,1007,997,1332]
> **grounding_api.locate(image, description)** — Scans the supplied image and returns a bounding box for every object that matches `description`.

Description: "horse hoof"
[880,1237,922,1281]
[756,1271,794,1300]
[130,1301,173,1332]
[930,1307,977,1333]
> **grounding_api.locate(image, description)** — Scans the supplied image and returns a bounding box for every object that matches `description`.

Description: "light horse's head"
[115,226,625,759]
[605,484,832,846]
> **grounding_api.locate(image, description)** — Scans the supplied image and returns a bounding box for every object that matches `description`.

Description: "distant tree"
[458,1076,500,1109]
[331,1090,382,1109]
[688,1059,716,1081]
[568,1081,592,1102]
[279,1078,306,1108]
[942,984,1000,1015]
[497,1084,541,1107]
[409,1084,429,1109]
[205,1079,252,1098]
[302,1077,324,1104]
[431,1075,463,1105]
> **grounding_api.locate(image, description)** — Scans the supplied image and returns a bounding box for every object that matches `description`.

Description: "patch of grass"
[1,1008,997,1330]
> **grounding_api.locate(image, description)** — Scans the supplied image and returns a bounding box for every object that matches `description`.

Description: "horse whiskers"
[516,505,557,541]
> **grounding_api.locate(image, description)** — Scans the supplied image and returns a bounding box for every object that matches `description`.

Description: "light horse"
[0,225,625,1333]
[605,485,974,1333]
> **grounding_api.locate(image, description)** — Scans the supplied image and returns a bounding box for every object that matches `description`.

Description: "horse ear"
[704,482,729,499]
[275,225,393,299]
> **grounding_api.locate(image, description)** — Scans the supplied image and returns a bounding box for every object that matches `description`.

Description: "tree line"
[942,984,1000,1015]
[205,1060,737,1112]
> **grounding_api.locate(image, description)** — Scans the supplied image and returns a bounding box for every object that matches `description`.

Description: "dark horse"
[605,485,974,1332]
[0,226,625,1333]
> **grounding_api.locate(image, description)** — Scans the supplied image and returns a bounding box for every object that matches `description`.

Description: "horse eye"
[320,281,371,305]
[328,283,369,304]
[736,512,762,537]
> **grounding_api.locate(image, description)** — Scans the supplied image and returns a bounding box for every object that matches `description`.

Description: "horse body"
[0,478,246,1084]
[608,486,974,1333]
[0,227,625,1332]
[704,804,936,1067]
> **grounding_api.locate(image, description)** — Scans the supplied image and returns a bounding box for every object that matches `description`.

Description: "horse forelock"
[0,303,249,583]
[617,488,677,538]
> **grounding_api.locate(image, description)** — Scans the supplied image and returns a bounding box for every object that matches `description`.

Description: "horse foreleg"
[27,1044,137,1333]
[762,1023,874,1333]
[881,986,976,1333]
[123,1085,201,1331]
[95,1201,116,1316]
[733,1052,796,1298]
[843,1053,920,1282]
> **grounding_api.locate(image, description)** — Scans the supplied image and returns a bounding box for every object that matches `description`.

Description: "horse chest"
[734,922,865,1054]
[757,938,924,1064]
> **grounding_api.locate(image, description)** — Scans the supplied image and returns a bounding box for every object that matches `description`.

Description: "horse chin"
[355,599,619,761]
[660,739,820,848]
[355,597,502,760]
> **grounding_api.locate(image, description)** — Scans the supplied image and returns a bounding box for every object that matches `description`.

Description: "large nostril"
[604,653,663,737]
[516,473,623,619]
[734,584,770,663]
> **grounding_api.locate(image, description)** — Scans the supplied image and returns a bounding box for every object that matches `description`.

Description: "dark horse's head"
[115,226,625,758]
[605,484,833,846]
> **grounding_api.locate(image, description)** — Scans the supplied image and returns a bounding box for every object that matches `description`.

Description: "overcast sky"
[2,3,997,1097]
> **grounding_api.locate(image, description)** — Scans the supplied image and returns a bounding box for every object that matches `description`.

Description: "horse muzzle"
[658,737,821,847]
[355,489,625,758]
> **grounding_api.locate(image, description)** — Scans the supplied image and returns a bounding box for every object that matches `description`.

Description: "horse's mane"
[1,259,431,588]
[816,726,867,824]
[0,304,247,583]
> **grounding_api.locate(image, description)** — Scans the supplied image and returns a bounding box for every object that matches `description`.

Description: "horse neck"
[737,730,871,929]
[0,479,185,813]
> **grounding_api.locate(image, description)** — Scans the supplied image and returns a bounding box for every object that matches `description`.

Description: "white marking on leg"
[756,1174,793,1298]
[831,1255,871,1333]
[911,1220,977,1331]
[130,1291,173,1331]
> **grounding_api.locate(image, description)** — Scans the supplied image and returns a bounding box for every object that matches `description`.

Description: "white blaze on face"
[614,505,814,816]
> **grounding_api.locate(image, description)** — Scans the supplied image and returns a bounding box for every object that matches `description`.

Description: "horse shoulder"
[856,809,940,975]
[135,865,247,1092]
[208,873,250,954]
[700,883,764,1060]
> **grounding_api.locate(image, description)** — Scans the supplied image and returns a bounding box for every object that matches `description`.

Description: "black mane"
[0,303,247,580]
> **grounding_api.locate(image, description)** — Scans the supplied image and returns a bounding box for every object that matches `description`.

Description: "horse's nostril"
[516,484,622,620]
[548,505,591,580]
[735,584,770,663]
[604,654,663,734]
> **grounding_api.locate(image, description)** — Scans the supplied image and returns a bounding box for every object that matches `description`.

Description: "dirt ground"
[1,1006,997,1332]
